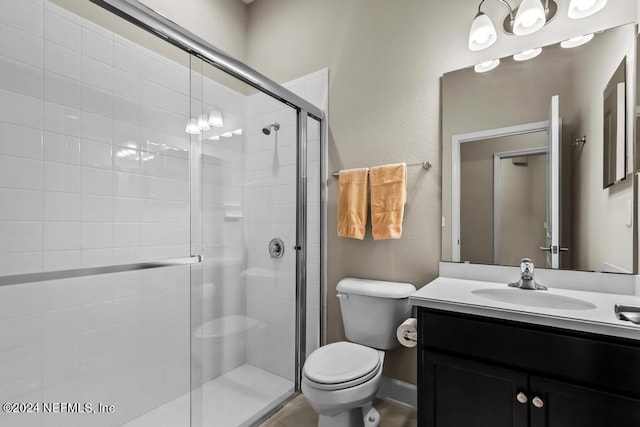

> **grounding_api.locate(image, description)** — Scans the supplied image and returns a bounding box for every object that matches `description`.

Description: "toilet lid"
[303,342,380,385]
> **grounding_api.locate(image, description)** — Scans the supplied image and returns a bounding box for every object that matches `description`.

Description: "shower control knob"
[269,238,285,258]
[516,392,528,404]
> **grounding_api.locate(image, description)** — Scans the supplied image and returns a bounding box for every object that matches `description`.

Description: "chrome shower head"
[262,122,280,135]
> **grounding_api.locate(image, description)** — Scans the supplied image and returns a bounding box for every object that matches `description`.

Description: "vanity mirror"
[441,23,637,274]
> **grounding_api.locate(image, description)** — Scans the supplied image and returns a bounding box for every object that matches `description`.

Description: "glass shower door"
[189,60,299,426]
[0,2,197,426]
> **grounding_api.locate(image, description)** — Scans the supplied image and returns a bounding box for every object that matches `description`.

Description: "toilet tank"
[337,278,416,350]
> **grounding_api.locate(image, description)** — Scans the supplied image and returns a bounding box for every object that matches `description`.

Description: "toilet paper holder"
[396,317,418,347]
[400,329,417,342]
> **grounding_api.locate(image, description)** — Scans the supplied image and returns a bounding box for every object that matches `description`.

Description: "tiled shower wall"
[0,0,192,274]
[0,1,192,426]
[245,69,327,379]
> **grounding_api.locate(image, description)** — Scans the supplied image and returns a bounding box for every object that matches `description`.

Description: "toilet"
[301,278,416,427]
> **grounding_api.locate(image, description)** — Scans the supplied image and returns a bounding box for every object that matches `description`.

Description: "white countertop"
[411,277,640,341]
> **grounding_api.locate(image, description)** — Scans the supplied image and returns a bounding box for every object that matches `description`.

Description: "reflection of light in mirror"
[208,135,220,141]
[568,0,607,19]
[232,129,242,135]
[560,33,594,48]
[185,118,200,134]
[197,114,210,131]
[221,132,233,138]
[513,0,546,36]
[116,148,138,159]
[208,109,224,127]
[474,59,500,73]
[141,153,155,162]
[513,47,542,61]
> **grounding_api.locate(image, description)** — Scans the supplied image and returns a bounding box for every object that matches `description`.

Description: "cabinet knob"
[532,396,544,408]
[516,392,528,404]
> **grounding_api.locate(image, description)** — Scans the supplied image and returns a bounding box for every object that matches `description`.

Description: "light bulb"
[468,12,497,51]
[513,0,546,36]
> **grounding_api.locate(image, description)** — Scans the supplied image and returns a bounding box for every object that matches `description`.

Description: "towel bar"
[332,161,432,177]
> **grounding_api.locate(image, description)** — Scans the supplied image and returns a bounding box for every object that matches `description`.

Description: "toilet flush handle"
[336,293,348,300]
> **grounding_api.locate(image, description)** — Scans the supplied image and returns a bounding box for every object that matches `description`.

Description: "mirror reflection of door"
[460,130,551,267]
[495,150,547,267]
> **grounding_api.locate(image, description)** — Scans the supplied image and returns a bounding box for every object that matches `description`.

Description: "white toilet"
[301,278,416,427]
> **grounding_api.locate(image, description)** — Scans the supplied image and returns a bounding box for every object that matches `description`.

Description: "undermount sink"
[472,288,597,311]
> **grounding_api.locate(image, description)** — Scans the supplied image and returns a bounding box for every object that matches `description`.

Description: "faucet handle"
[520,258,534,279]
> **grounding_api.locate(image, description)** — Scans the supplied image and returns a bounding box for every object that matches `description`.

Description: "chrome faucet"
[508,258,547,290]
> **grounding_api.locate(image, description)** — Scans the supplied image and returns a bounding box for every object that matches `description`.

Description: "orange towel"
[370,163,407,240]
[337,168,369,240]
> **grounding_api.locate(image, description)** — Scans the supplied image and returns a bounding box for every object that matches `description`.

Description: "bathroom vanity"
[411,271,640,427]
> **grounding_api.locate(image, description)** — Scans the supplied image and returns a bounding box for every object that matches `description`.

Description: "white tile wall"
[245,69,327,379]
[0,1,193,426]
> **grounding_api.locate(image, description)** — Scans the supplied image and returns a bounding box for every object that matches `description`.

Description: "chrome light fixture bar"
[468,0,558,51]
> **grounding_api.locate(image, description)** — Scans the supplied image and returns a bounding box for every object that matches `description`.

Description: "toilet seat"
[303,342,381,391]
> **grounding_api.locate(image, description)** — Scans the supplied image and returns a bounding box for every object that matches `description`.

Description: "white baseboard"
[376,376,417,409]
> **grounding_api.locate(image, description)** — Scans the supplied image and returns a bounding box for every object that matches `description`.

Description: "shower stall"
[0,0,325,426]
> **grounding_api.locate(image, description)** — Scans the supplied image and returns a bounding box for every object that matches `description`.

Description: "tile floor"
[259,394,417,427]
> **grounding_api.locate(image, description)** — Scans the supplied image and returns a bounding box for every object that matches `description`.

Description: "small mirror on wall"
[603,58,626,188]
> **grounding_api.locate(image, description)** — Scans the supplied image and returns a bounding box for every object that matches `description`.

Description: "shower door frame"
[89,0,326,398]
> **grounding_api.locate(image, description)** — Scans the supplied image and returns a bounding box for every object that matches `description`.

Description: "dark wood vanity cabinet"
[417,308,640,427]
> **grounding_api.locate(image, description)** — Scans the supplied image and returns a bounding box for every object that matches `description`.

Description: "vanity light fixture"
[474,59,501,73]
[560,33,594,48]
[468,0,558,51]
[568,0,607,19]
[513,47,542,61]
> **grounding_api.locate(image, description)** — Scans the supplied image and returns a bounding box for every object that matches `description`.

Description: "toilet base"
[317,404,380,427]
[318,404,380,427]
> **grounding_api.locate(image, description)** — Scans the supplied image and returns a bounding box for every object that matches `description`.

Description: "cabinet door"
[530,376,640,427]
[421,352,529,427]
